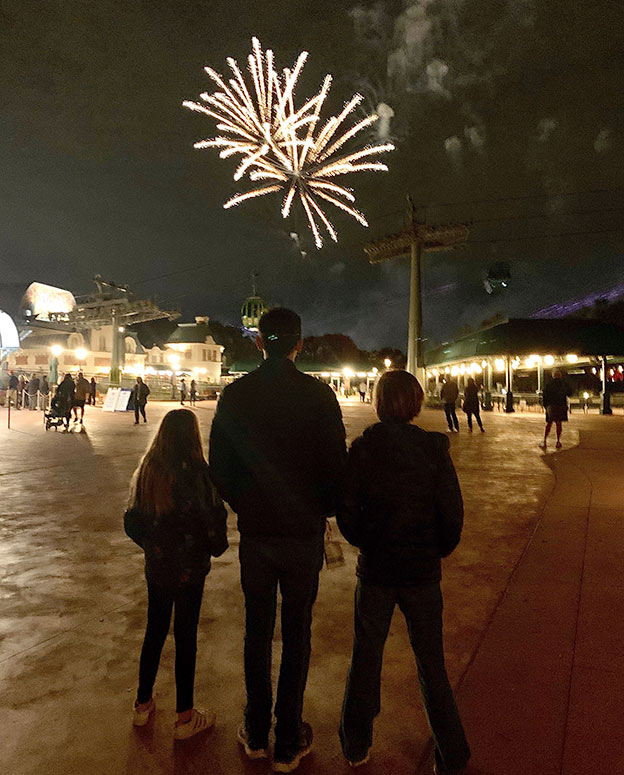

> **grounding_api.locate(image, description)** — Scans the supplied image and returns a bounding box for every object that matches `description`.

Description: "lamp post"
[75,347,88,371]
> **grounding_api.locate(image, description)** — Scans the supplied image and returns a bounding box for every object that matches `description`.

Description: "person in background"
[190,379,197,406]
[27,373,40,411]
[337,370,470,774]
[55,373,75,430]
[8,370,19,408]
[440,378,460,433]
[40,375,50,410]
[73,372,91,423]
[124,409,228,739]
[180,378,188,406]
[358,381,367,402]
[542,369,572,449]
[210,307,347,773]
[17,374,26,409]
[462,377,484,433]
[88,377,97,405]
[133,376,150,425]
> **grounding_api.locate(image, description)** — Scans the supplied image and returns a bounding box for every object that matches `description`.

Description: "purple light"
[531,283,624,318]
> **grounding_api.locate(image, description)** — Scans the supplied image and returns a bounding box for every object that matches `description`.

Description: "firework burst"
[183,38,394,248]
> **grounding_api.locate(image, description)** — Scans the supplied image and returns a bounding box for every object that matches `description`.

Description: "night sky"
[1,0,623,350]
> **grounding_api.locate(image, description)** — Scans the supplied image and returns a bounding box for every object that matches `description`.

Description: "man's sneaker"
[237,724,269,760]
[273,722,313,773]
[347,750,370,767]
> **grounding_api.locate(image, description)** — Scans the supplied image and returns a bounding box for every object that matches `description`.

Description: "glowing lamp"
[494,358,505,372]
[566,354,578,364]
[343,367,355,378]
[75,348,88,361]
[384,358,392,369]
[544,355,555,366]
[451,366,459,377]
[583,392,589,400]
[51,345,63,357]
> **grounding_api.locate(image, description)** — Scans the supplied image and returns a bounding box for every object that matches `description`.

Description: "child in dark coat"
[337,370,470,774]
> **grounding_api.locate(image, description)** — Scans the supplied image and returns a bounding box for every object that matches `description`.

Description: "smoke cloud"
[594,129,611,154]
[536,118,557,142]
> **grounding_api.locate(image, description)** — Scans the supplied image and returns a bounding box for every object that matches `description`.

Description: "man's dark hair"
[259,307,302,358]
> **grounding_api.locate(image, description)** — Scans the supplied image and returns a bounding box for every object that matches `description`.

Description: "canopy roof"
[426,318,624,366]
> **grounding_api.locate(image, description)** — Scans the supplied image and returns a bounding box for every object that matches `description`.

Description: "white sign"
[116,389,132,412]
[103,388,120,412]
[103,387,133,412]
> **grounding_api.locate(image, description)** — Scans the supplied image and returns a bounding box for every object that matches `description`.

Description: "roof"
[425,318,624,366]
[167,322,211,345]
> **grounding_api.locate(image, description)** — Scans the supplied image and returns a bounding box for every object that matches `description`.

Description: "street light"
[51,344,63,357]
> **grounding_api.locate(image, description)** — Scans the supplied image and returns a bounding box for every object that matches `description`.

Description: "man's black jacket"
[209,358,347,538]
[337,421,464,586]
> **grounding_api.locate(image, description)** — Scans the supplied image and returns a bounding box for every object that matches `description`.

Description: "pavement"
[1,399,623,775]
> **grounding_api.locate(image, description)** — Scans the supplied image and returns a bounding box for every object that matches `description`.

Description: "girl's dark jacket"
[337,422,464,587]
[124,463,228,587]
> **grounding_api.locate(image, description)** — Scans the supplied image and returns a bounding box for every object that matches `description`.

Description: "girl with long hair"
[125,409,228,739]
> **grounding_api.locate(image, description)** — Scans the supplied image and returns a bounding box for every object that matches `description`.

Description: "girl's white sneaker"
[174,708,216,740]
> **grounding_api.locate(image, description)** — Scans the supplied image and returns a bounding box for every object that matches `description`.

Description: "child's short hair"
[373,369,424,422]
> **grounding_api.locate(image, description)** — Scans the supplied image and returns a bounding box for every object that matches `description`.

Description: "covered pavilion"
[424,318,624,413]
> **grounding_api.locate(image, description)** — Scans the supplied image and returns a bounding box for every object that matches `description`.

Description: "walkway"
[454,419,624,775]
[1,403,622,774]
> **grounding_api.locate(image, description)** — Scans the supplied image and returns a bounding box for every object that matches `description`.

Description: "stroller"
[44,396,68,431]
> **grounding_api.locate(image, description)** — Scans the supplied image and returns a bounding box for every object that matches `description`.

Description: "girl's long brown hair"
[129,409,208,517]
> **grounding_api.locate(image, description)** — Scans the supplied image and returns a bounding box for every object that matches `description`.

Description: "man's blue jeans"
[340,580,470,771]
[239,533,324,754]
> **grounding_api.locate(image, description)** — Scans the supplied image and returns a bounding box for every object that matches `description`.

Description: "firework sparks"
[183,38,394,248]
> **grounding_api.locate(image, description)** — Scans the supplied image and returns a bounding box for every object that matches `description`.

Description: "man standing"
[210,308,347,773]
[441,378,460,432]
[8,370,18,409]
[73,372,91,423]
[40,375,50,410]
[27,373,40,410]
[542,369,571,449]
[132,376,150,424]
[180,377,187,405]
